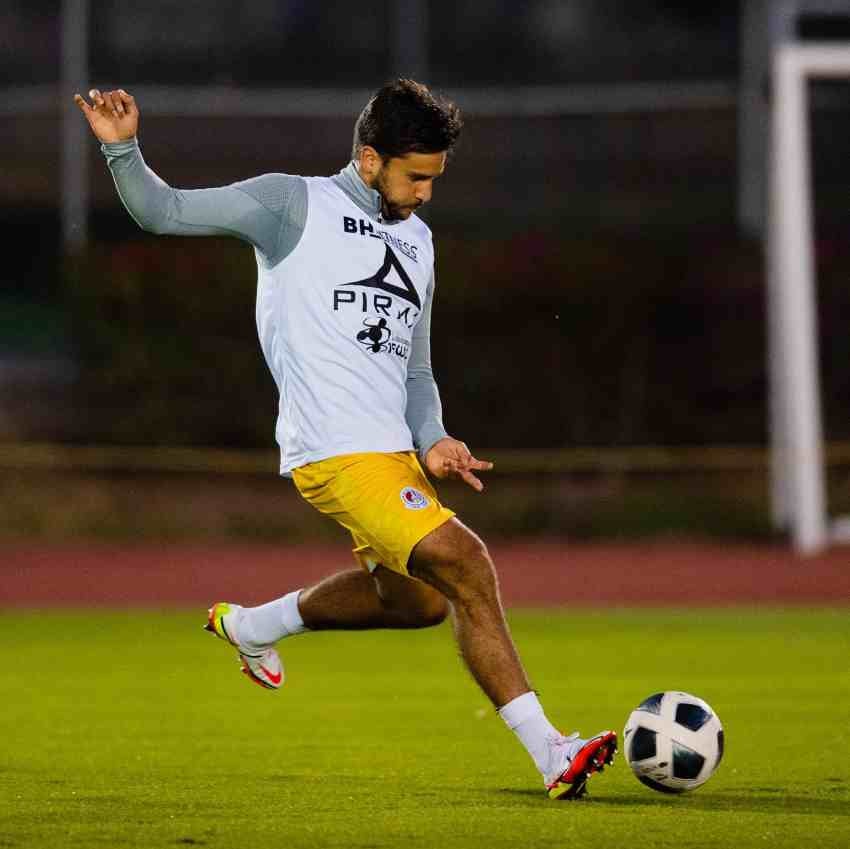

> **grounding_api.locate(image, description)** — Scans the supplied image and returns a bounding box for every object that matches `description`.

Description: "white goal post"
[767,42,850,555]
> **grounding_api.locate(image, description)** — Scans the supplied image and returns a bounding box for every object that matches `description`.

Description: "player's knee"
[406,580,450,627]
[464,535,492,570]
[410,520,497,603]
[445,536,497,603]
[389,594,447,628]
[377,570,449,628]
[415,593,450,627]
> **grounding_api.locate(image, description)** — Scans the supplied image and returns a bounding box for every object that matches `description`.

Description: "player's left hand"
[424,437,493,492]
[74,88,139,143]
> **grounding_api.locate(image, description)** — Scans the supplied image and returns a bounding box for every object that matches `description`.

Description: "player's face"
[371,151,447,221]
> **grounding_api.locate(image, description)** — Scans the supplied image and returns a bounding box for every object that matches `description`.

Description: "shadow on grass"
[498,789,850,816]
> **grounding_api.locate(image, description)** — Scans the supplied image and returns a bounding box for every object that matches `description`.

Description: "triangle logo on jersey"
[341,245,421,309]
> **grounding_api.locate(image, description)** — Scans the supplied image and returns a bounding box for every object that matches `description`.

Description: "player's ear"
[358,145,382,181]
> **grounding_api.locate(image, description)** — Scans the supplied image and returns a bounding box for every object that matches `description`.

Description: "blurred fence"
[2,440,850,543]
[5,440,850,475]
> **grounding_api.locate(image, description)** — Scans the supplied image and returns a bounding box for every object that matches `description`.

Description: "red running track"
[1,541,848,607]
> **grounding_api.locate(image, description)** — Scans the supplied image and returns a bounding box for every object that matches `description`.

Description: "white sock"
[498,691,563,778]
[239,590,307,650]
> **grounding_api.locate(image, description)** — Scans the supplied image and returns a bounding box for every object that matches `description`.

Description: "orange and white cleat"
[204,602,284,690]
[546,731,617,800]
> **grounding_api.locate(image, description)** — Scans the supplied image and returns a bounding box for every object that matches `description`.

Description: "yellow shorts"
[292,451,455,576]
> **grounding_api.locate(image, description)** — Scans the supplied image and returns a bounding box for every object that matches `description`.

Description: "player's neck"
[351,161,393,222]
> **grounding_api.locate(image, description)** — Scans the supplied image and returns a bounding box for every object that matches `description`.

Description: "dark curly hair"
[352,79,463,160]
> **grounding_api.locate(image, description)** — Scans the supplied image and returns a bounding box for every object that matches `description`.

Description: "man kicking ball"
[75,78,616,799]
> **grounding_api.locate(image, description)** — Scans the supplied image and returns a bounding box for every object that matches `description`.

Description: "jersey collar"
[332,161,395,225]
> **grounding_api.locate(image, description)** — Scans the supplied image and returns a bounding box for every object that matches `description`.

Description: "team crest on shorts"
[400,486,429,510]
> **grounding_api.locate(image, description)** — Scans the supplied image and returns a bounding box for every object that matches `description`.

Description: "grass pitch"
[1,608,848,848]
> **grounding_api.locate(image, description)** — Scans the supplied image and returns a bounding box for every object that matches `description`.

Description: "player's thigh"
[408,517,493,599]
[371,564,449,622]
[294,452,454,576]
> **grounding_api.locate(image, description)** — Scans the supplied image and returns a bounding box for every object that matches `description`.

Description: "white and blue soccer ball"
[624,691,724,793]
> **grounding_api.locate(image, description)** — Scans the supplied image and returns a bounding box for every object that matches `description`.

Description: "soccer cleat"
[204,602,284,690]
[546,731,618,800]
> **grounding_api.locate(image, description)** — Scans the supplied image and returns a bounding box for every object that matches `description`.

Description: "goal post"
[767,43,850,555]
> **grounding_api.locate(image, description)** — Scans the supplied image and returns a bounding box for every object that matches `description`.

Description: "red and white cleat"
[546,731,618,800]
[204,602,284,690]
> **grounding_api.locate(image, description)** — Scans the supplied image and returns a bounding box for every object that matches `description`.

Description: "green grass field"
[2,609,848,848]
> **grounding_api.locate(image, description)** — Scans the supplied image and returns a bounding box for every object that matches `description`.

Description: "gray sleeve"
[405,271,449,460]
[101,138,307,264]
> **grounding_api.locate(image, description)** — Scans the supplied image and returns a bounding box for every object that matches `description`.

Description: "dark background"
[1,2,849,541]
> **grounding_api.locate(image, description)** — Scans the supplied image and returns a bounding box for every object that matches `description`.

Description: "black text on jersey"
[342,216,419,263]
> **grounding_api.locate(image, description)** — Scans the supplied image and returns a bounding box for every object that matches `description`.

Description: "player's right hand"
[74,88,138,143]
[424,437,494,493]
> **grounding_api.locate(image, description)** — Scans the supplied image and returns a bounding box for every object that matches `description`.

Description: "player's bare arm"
[74,88,138,143]
[424,436,493,492]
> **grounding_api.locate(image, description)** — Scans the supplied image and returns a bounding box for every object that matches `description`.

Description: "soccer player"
[75,80,616,799]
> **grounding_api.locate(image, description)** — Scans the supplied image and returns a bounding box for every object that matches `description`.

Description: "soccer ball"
[623,691,724,793]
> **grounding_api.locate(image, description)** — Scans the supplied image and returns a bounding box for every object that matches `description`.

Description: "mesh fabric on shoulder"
[232,173,306,221]
[231,173,308,264]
